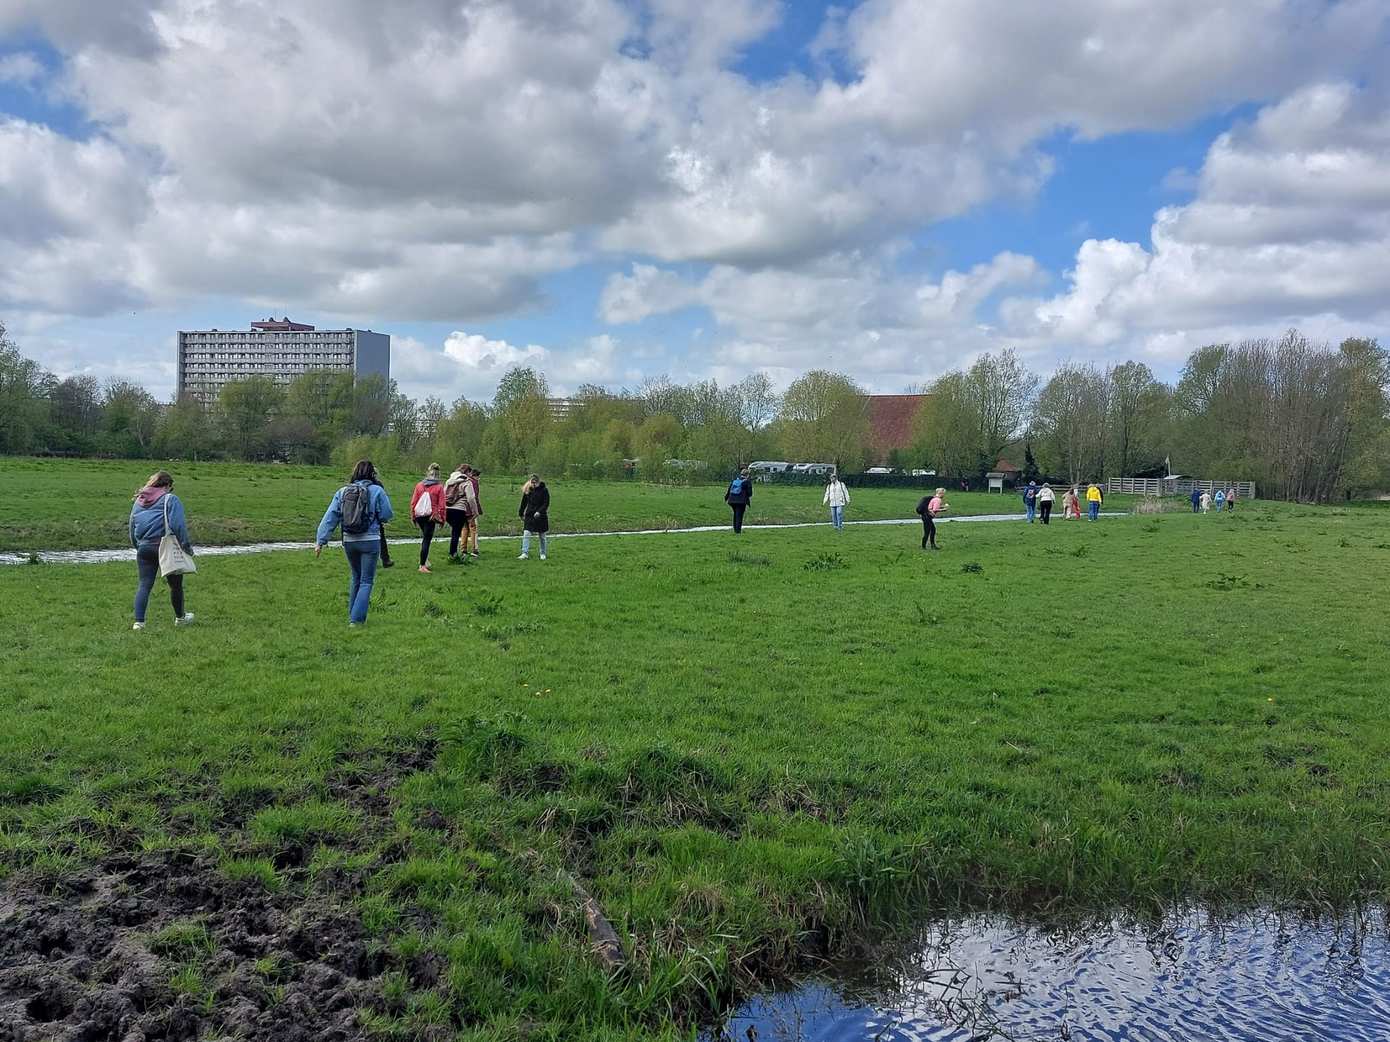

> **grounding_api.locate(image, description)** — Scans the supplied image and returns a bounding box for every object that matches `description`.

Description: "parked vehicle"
[910,469,937,477]
[749,461,791,474]
[865,467,893,475]
[792,463,836,476]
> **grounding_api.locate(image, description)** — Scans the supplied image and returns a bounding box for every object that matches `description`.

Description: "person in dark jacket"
[517,474,550,560]
[369,467,394,567]
[129,470,196,630]
[1190,486,1202,513]
[724,467,752,533]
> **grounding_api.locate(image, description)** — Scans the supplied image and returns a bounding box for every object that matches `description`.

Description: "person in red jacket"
[409,463,448,573]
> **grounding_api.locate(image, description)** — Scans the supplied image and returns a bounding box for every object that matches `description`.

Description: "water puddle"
[713,907,1390,1041]
[0,513,1122,566]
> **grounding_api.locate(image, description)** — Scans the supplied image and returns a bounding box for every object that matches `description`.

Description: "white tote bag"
[158,494,197,577]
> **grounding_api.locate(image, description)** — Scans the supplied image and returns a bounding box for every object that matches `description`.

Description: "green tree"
[103,380,161,456]
[217,377,284,460]
[156,394,217,460]
[911,371,983,477]
[777,370,870,469]
[0,325,52,453]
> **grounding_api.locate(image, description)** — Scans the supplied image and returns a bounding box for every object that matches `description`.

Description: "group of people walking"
[1021,480,1104,524]
[1189,486,1239,513]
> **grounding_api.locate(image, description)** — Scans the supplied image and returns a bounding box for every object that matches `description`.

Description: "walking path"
[0,513,1125,566]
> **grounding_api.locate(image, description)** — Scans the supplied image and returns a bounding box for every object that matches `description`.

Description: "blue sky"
[2,0,1387,403]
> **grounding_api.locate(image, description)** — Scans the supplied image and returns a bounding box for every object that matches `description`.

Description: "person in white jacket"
[824,474,850,531]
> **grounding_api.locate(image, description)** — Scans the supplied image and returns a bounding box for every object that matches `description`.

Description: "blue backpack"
[728,477,745,500]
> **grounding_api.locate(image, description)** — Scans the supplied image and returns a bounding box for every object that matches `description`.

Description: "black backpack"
[340,483,373,535]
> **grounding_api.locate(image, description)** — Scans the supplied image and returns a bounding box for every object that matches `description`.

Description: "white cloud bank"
[0,0,1388,390]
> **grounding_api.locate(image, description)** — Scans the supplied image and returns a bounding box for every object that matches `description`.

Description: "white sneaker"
[517,553,529,560]
[132,622,145,631]
[175,613,196,626]
[539,553,547,561]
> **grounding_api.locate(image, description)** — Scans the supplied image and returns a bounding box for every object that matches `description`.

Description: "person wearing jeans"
[823,474,850,531]
[129,469,195,630]
[1086,482,1103,521]
[316,459,394,625]
[517,474,551,560]
[1022,480,1038,523]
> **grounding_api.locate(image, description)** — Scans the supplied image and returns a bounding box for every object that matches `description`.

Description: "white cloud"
[2,0,1388,390]
[1005,81,1390,361]
[0,52,42,84]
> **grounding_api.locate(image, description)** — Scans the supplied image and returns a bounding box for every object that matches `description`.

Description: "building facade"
[176,318,390,403]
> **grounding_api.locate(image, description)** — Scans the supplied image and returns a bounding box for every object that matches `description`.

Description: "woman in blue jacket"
[129,470,195,630]
[315,459,394,625]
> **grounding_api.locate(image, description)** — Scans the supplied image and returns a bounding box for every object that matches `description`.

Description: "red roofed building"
[865,394,926,464]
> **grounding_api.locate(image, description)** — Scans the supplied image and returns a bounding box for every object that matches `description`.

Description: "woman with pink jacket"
[408,463,448,573]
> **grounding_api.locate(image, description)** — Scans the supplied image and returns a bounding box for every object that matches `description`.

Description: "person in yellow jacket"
[1085,482,1103,521]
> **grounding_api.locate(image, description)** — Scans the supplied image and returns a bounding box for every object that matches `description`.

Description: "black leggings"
[921,516,936,548]
[135,543,185,622]
[731,504,747,533]
[1039,501,1052,524]
[447,509,469,556]
[378,525,392,565]
[417,519,437,566]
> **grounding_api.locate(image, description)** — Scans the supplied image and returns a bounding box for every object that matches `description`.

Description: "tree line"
[1,321,1385,500]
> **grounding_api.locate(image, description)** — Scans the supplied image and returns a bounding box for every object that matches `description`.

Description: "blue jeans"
[134,542,185,623]
[344,541,379,623]
[521,530,548,556]
[830,505,844,530]
[1026,501,1036,523]
[1088,501,1100,521]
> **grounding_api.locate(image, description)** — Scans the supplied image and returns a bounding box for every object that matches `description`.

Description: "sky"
[1,0,1388,405]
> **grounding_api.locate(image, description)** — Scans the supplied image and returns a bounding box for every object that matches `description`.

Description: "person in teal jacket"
[129,469,195,630]
[315,459,394,625]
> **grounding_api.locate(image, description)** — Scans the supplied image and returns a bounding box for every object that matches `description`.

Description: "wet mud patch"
[0,739,441,1042]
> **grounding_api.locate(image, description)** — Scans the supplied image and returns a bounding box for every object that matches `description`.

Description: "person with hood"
[517,474,550,560]
[1226,487,1237,511]
[129,470,196,630]
[1190,486,1202,513]
[1086,482,1104,521]
[823,472,850,531]
[409,463,447,573]
[915,487,948,550]
[1213,488,1225,512]
[465,467,484,558]
[1022,479,1039,523]
[444,464,472,560]
[315,459,394,626]
[1037,482,1055,524]
[725,467,753,533]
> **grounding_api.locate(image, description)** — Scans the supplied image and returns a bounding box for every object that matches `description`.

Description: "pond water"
[712,908,1390,1041]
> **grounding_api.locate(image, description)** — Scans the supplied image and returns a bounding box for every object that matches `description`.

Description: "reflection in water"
[714,908,1390,1041]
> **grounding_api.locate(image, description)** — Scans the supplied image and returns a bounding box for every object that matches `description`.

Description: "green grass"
[0,456,1125,551]
[4,504,1387,1038]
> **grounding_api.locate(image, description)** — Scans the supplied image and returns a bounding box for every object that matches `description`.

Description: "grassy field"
[2,501,1388,1039]
[0,457,1133,551]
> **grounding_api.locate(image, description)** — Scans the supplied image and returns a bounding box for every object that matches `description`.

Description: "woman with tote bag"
[129,470,196,631]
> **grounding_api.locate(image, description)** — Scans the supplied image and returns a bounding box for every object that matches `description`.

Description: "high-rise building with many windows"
[176,317,390,403]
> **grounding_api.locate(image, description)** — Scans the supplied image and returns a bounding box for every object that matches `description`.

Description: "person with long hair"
[444,463,472,560]
[315,459,394,625]
[724,467,752,533]
[129,470,195,630]
[915,487,948,550]
[517,474,551,560]
[409,463,447,573]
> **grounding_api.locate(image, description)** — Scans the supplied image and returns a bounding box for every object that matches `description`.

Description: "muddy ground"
[0,742,441,1042]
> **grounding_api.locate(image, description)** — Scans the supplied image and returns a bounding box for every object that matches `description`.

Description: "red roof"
[865,394,926,463]
[994,457,1021,473]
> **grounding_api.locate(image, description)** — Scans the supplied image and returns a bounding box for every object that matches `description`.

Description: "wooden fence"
[1106,477,1256,498]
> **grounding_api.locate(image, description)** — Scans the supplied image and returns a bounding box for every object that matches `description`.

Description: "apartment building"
[176,317,391,403]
